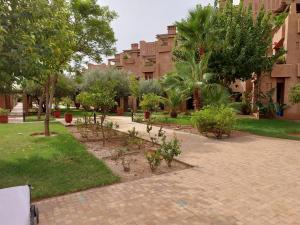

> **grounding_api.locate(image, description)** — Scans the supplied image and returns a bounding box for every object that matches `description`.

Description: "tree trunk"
[193,88,200,111]
[132,96,137,113]
[38,91,45,120]
[49,74,58,115]
[100,115,106,146]
[44,74,58,136]
[44,76,51,136]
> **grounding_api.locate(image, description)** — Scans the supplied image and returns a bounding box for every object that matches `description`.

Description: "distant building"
[108,25,176,80]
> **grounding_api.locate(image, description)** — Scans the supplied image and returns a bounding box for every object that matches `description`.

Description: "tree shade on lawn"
[0,123,119,200]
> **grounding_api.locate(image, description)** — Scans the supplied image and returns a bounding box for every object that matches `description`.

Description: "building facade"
[243,0,300,119]
[107,25,177,80]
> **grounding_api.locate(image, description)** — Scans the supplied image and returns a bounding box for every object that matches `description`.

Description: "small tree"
[140,93,161,114]
[129,75,139,112]
[89,81,117,146]
[159,136,181,167]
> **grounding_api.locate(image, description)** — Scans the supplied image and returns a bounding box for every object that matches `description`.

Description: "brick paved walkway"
[37,117,300,225]
[8,102,23,123]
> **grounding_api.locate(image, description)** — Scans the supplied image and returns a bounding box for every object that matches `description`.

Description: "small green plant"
[192,105,236,139]
[289,84,300,105]
[104,121,119,138]
[159,136,181,167]
[122,158,131,172]
[240,92,252,115]
[128,126,138,138]
[0,108,9,116]
[111,147,128,160]
[146,123,166,146]
[145,150,162,172]
[127,127,144,149]
[140,93,161,113]
[76,92,92,111]
[75,118,91,138]
[133,115,143,123]
[62,97,73,110]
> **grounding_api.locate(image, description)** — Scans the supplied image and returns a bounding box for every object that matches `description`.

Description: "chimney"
[131,43,139,50]
[167,25,176,35]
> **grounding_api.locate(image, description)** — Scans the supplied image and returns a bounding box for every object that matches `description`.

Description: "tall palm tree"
[175,5,216,59]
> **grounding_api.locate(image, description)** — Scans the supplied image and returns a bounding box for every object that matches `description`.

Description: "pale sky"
[97,0,214,58]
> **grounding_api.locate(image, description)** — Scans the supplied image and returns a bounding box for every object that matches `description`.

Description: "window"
[296,3,300,13]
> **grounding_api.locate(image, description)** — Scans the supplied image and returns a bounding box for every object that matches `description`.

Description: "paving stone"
[36,116,300,225]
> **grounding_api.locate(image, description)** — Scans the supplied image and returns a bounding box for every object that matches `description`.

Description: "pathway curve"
[37,116,300,225]
[8,102,23,123]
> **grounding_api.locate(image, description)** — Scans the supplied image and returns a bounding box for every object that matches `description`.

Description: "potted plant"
[53,99,61,118]
[161,90,187,118]
[0,108,9,123]
[140,93,161,119]
[275,103,288,117]
[74,101,80,109]
[62,97,73,123]
[116,106,124,116]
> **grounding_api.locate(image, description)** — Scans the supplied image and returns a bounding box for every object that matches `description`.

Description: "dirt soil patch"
[289,133,300,138]
[30,132,58,137]
[68,126,191,182]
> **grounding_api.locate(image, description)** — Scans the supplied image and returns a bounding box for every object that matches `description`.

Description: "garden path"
[8,102,23,123]
[36,116,300,225]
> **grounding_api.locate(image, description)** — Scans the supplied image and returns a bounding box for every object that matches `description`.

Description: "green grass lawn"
[146,113,300,140]
[151,114,192,125]
[25,115,54,122]
[0,122,119,200]
[234,118,300,140]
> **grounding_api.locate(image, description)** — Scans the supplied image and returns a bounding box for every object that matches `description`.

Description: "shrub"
[145,150,162,172]
[159,136,181,167]
[140,93,161,113]
[0,108,9,116]
[62,97,73,110]
[289,84,300,105]
[191,105,236,139]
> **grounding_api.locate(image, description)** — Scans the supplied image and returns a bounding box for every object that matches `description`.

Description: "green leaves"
[289,85,300,105]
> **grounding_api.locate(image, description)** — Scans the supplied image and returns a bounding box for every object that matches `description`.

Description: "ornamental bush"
[289,84,300,105]
[191,105,236,139]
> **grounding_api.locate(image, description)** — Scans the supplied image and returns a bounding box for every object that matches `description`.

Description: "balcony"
[142,64,156,73]
[271,64,297,78]
[157,45,172,53]
[123,58,135,64]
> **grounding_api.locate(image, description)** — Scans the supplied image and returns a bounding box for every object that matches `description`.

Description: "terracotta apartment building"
[106,25,177,80]
[243,0,300,119]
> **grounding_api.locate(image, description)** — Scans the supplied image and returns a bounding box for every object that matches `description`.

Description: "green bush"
[159,136,181,167]
[140,93,161,112]
[0,108,9,116]
[191,105,236,139]
[289,84,300,105]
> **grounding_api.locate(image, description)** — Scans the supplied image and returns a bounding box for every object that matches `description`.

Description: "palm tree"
[175,5,216,59]
[161,89,188,118]
[163,51,210,110]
